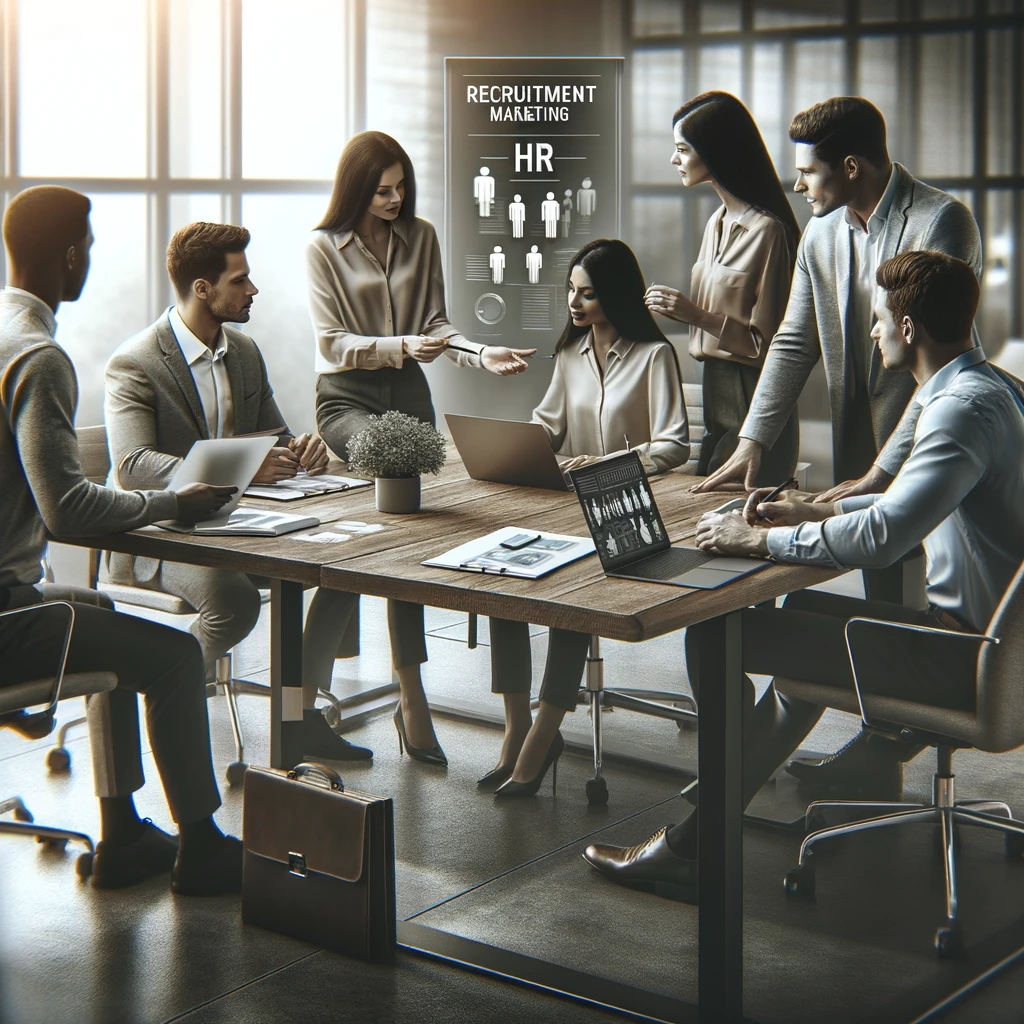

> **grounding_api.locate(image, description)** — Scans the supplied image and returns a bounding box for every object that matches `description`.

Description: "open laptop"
[445,413,569,491]
[568,451,771,589]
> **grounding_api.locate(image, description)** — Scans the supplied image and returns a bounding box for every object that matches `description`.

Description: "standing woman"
[645,91,801,485]
[307,130,534,764]
[487,238,690,797]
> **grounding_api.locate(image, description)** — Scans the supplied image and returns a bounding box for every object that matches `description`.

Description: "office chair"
[0,601,118,879]
[778,560,1024,957]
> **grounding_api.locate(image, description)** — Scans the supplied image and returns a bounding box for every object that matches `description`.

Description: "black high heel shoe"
[476,763,515,788]
[393,703,448,767]
[494,732,564,798]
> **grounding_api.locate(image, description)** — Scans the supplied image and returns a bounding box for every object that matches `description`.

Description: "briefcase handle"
[287,762,345,791]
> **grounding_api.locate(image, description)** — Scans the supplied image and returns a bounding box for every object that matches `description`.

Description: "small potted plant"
[347,410,447,514]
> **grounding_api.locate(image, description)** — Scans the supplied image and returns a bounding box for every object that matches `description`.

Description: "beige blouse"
[531,332,690,474]
[689,205,795,368]
[307,215,484,374]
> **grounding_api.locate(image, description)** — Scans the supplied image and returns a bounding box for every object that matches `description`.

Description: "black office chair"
[0,601,118,879]
[778,561,1024,956]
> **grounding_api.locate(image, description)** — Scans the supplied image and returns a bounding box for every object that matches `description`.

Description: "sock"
[177,816,226,858]
[99,795,145,846]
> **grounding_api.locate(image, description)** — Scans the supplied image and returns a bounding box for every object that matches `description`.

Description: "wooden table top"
[66,452,841,642]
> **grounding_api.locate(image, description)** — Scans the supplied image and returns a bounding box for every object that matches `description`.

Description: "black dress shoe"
[477,763,515,788]
[583,827,697,903]
[291,709,373,762]
[92,819,179,889]
[171,835,243,896]
[785,730,908,800]
[494,733,564,798]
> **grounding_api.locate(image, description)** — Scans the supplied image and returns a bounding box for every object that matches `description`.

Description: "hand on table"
[289,433,329,476]
[251,446,300,484]
[694,510,770,558]
[690,438,764,493]
[813,464,893,503]
[740,488,834,527]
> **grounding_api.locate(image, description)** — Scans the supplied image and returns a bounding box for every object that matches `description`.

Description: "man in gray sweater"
[0,185,244,895]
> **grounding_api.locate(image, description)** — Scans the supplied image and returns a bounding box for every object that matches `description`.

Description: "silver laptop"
[569,451,771,589]
[445,413,569,491]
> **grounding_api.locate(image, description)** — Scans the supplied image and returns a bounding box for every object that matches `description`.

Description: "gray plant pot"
[375,476,421,514]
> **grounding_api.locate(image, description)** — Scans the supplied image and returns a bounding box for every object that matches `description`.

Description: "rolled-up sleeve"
[767,395,985,569]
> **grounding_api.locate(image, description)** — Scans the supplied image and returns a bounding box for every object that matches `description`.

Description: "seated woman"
[486,239,690,797]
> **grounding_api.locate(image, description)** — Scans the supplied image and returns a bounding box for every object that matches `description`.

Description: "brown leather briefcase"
[242,763,396,962]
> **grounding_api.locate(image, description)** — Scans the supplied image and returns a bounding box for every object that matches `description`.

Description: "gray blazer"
[104,312,290,583]
[741,163,983,482]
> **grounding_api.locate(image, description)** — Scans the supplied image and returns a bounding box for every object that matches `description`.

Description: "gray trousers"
[488,619,592,712]
[1,583,220,824]
[316,365,435,674]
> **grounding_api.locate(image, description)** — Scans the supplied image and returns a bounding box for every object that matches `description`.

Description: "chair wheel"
[226,762,248,788]
[586,777,609,806]
[39,837,68,851]
[935,923,964,958]
[46,747,71,773]
[784,864,816,899]
[1005,832,1024,859]
[76,852,94,880]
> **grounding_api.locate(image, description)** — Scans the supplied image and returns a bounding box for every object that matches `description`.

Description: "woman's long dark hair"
[315,131,417,233]
[554,238,683,383]
[673,91,800,263]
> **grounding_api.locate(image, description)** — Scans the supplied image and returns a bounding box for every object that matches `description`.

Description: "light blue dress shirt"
[767,348,1024,630]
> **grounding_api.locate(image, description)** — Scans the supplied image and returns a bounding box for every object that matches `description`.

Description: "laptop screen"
[569,452,672,572]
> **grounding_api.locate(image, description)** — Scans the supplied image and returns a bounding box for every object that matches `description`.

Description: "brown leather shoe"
[785,730,908,800]
[583,827,697,903]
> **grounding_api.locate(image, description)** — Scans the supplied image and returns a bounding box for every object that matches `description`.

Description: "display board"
[444,56,623,354]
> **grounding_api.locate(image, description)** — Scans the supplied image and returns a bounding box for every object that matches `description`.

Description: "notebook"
[422,526,594,579]
[568,452,771,589]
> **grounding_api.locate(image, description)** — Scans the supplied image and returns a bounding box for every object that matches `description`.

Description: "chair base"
[1,797,95,879]
[784,752,1024,957]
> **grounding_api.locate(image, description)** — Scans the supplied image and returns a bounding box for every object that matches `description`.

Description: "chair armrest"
[843,617,996,732]
[0,601,76,716]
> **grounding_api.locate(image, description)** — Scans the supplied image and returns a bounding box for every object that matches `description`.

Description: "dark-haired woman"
[307,131,535,765]
[645,91,801,486]
[486,239,689,798]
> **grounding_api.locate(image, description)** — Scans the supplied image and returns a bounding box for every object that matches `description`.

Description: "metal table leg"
[270,579,305,770]
[696,611,744,1023]
[585,635,608,806]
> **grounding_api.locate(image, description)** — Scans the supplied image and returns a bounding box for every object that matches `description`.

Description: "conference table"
[66,452,841,1023]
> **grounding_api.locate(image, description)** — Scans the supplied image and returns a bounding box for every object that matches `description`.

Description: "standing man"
[695,97,982,504]
[584,252,1024,897]
[1,186,244,894]
[104,221,371,764]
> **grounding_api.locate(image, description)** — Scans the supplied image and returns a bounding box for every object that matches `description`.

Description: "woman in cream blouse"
[307,131,534,766]
[486,239,689,797]
[645,91,801,484]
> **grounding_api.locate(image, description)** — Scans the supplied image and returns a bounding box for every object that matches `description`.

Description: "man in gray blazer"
[695,96,982,501]
[104,221,371,763]
[694,97,983,795]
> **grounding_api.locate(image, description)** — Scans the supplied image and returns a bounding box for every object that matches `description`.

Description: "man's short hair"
[876,251,979,345]
[166,221,250,297]
[3,186,91,272]
[789,97,888,168]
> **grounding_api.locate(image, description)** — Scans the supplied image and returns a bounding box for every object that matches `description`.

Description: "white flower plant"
[347,410,447,479]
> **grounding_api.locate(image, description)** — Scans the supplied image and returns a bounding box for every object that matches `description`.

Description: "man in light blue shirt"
[583,251,1024,901]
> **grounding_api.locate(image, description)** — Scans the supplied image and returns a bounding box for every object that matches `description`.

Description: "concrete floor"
[3,584,1024,1023]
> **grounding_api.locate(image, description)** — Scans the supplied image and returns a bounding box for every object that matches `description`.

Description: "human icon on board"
[509,194,526,238]
[474,166,496,217]
[541,191,560,238]
[526,245,542,284]
[561,189,573,236]
[489,245,506,284]
[577,177,596,217]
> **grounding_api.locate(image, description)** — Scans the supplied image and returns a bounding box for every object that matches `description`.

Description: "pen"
[757,476,799,519]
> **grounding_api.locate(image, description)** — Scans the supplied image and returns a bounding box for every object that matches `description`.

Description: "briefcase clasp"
[288,851,307,877]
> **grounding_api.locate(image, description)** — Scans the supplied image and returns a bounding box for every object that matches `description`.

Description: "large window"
[628,0,1024,362]
[0,0,360,429]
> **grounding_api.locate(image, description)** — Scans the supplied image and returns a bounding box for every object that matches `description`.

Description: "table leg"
[696,611,744,1023]
[270,579,305,770]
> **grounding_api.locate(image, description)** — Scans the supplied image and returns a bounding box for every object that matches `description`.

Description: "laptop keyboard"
[624,547,711,580]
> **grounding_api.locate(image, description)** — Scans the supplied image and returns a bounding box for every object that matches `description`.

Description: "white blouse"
[531,331,690,474]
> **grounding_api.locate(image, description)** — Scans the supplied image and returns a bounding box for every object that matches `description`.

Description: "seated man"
[584,250,1024,899]
[103,221,369,763]
[1,185,243,894]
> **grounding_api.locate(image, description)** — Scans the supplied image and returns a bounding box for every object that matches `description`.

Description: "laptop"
[568,451,771,589]
[445,413,569,491]
[160,436,319,536]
